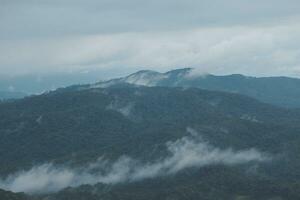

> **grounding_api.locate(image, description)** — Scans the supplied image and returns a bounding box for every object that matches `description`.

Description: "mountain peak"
[166,67,193,73]
[165,68,193,75]
[131,69,159,75]
[123,70,165,86]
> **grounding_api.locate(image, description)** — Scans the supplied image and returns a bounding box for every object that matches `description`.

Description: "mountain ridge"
[91,68,300,108]
[1,85,300,199]
[1,83,300,199]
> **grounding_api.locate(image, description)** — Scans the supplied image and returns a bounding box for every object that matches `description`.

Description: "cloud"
[1,0,300,39]
[0,164,74,194]
[0,128,269,194]
[1,20,300,77]
[0,1,300,77]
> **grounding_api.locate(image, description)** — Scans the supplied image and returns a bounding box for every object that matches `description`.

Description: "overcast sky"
[1,0,300,77]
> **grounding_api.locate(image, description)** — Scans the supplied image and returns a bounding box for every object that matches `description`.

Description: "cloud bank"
[0,129,268,194]
[1,0,300,77]
[1,23,300,77]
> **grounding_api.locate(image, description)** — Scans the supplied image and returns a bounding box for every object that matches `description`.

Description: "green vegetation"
[1,85,300,199]
[0,189,28,200]
[97,68,300,108]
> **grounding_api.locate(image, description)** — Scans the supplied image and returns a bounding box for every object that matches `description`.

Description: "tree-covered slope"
[0,189,28,200]
[94,68,300,108]
[0,85,300,199]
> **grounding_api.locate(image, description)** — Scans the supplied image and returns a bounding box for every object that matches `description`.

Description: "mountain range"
[3,68,300,109]
[93,68,300,108]
[1,69,300,199]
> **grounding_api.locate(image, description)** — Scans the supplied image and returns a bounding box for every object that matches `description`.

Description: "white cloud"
[1,20,300,77]
[1,1,300,77]
[0,128,269,194]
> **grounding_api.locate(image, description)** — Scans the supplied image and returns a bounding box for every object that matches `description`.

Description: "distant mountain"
[0,69,126,99]
[0,91,26,100]
[4,68,300,107]
[93,68,300,108]
[0,85,300,199]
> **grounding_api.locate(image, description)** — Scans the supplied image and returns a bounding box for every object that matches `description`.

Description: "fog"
[0,128,268,194]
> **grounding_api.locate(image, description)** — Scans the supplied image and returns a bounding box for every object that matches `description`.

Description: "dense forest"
[0,84,300,199]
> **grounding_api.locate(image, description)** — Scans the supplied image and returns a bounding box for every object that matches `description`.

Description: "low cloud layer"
[0,128,268,194]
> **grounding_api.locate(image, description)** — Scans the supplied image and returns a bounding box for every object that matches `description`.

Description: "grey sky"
[1,0,300,77]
